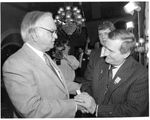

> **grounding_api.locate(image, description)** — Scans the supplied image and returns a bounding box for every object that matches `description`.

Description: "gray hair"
[108,29,136,54]
[21,11,52,42]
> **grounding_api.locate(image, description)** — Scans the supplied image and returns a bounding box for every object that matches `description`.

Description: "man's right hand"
[74,92,97,114]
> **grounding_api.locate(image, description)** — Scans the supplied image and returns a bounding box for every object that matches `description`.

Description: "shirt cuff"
[95,105,99,117]
[75,101,78,112]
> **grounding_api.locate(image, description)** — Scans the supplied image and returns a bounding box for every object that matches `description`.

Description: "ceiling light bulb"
[81,18,85,22]
[73,7,78,11]
[66,6,71,10]
[77,15,82,19]
[59,7,64,12]
[76,10,81,13]
[66,14,71,18]
[55,15,60,20]
[136,42,139,46]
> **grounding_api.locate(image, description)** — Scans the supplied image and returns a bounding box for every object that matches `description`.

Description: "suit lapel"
[96,58,109,104]
[21,44,69,95]
[98,58,109,81]
[106,56,135,99]
[46,54,69,91]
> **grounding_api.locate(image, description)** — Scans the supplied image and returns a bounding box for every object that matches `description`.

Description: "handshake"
[74,90,98,115]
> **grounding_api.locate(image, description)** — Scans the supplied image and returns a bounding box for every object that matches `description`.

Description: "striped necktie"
[43,53,57,75]
[108,65,116,81]
[44,53,67,89]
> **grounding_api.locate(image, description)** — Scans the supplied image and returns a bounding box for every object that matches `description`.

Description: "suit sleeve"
[3,59,76,118]
[81,50,96,95]
[66,81,81,95]
[97,71,148,117]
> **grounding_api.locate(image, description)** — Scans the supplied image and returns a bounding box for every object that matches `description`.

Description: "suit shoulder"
[132,58,148,76]
[3,48,29,70]
[90,48,101,56]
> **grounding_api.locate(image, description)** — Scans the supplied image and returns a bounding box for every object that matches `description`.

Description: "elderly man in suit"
[75,29,148,117]
[2,11,84,118]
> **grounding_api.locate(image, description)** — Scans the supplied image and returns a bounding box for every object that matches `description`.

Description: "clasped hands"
[74,92,97,114]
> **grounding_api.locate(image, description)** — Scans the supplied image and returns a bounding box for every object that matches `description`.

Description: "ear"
[29,28,39,42]
[123,51,130,59]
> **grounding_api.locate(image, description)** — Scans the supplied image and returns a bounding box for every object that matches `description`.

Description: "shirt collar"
[25,42,45,62]
[100,47,105,57]
[109,60,125,70]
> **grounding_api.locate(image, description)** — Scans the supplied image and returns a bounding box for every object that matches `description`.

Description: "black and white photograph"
[1,0,149,118]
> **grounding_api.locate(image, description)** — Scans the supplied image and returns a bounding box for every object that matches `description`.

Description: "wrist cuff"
[95,104,99,117]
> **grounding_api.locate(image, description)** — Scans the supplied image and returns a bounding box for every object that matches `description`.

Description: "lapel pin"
[114,77,121,84]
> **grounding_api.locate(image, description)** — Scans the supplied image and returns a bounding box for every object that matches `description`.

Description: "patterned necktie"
[44,53,66,89]
[43,53,57,75]
[108,65,116,81]
[104,65,116,95]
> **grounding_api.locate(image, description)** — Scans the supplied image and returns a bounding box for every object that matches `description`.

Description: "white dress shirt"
[109,61,125,79]
[100,47,105,57]
[26,42,45,62]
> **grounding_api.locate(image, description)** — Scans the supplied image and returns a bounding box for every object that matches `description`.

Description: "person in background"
[75,29,148,117]
[51,41,64,65]
[83,21,115,95]
[78,47,84,69]
[2,11,84,118]
[76,37,91,78]
[94,40,100,49]
[57,40,81,95]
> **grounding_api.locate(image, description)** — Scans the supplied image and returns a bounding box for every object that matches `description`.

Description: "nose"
[53,32,58,39]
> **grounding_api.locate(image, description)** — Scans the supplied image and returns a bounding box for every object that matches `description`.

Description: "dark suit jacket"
[3,44,76,118]
[82,55,148,117]
[82,48,103,95]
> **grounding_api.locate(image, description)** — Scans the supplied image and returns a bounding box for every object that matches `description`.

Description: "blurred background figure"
[50,41,64,65]
[54,40,81,95]
[93,41,100,49]
[75,37,91,79]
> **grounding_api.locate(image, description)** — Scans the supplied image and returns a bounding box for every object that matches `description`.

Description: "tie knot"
[109,65,116,70]
[108,65,116,81]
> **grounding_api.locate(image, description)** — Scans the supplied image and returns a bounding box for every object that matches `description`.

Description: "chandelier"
[55,5,85,35]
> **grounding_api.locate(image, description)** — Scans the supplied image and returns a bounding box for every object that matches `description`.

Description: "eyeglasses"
[38,27,57,35]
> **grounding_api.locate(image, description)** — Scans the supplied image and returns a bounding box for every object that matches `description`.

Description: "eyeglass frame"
[37,27,58,35]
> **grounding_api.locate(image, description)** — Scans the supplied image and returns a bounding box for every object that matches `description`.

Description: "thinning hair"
[21,11,52,42]
[98,21,115,31]
[108,29,136,54]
